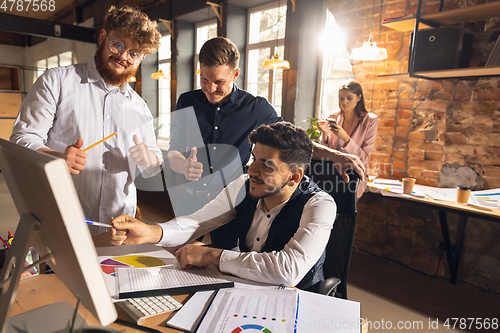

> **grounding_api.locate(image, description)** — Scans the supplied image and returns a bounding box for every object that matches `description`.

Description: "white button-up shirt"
[11,58,162,231]
[158,174,336,286]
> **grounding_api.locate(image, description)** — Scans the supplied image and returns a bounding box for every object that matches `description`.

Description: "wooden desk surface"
[366,184,500,220]
[12,269,190,332]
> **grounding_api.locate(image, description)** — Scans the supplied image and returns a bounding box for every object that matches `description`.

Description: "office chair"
[304,159,360,299]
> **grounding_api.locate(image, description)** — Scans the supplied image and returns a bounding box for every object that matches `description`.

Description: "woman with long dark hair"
[318,80,378,198]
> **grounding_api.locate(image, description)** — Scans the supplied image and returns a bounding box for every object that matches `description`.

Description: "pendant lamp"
[151,70,167,79]
[262,55,290,70]
[127,76,136,83]
[350,0,387,61]
[262,0,290,70]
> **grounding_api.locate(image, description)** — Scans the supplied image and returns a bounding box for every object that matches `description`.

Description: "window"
[35,52,74,81]
[194,20,218,89]
[317,10,354,119]
[158,34,172,139]
[246,1,287,115]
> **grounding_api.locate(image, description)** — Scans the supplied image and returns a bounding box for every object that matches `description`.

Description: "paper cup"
[457,185,471,204]
[402,178,416,195]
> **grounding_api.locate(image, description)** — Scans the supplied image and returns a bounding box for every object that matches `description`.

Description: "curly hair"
[199,37,240,70]
[248,122,313,168]
[103,5,161,55]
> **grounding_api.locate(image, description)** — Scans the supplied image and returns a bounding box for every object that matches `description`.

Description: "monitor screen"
[0,139,117,329]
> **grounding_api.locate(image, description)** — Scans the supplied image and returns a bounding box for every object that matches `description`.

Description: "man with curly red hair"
[11,6,163,232]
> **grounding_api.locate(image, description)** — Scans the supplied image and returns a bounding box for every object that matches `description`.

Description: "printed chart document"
[96,244,177,301]
[196,288,299,333]
[471,188,500,208]
[166,276,278,332]
[115,264,234,298]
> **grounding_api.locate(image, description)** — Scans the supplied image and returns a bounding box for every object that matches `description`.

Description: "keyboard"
[117,295,183,324]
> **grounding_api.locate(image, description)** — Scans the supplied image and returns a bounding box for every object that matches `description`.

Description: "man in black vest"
[110,122,336,288]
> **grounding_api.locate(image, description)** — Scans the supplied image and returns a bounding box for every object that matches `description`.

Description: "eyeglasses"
[107,36,144,65]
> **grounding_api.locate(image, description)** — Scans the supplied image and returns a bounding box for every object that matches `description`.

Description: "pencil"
[83,131,118,152]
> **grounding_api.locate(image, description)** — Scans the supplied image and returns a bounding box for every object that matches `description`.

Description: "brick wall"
[327,0,500,292]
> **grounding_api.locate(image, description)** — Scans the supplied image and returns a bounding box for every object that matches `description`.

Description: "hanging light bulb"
[151,69,167,79]
[127,76,136,82]
[350,0,387,61]
[350,36,387,61]
[262,0,290,70]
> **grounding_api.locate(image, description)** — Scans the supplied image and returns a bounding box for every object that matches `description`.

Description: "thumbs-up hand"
[129,135,159,172]
[184,147,203,181]
[64,138,87,175]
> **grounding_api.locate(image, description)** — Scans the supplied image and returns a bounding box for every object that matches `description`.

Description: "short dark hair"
[104,5,161,54]
[199,37,240,70]
[339,79,368,117]
[248,122,313,168]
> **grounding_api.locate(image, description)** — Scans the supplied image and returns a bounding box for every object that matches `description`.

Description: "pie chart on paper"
[100,255,165,276]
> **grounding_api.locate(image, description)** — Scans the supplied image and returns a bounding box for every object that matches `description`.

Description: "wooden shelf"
[377,73,410,78]
[414,66,500,79]
[378,67,500,79]
[382,18,433,32]
[382,2,500,32]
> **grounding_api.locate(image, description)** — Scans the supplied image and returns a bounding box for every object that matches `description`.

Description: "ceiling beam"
[0,13,96,43]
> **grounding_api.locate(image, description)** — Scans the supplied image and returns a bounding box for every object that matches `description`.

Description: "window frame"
[157,33,172,140]
[315,7,354,120]
[245,1,287,114]
[194,19,218,90]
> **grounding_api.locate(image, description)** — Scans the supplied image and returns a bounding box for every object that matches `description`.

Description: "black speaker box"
[410,26,474,72]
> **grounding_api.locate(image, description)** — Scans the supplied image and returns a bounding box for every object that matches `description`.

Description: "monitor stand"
[0,214,87,333]
[7,302,87,333]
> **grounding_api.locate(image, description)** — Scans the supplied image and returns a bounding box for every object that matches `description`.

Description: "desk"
[11,274,189,333]
[366,184,500,284]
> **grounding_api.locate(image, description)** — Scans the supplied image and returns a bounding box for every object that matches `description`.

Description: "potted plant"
[303,117,322,143]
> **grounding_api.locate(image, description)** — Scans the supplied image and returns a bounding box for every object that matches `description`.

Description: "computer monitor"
[0,139,117,332]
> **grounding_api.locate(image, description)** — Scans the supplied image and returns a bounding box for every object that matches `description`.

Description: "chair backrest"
[305,159,359,299]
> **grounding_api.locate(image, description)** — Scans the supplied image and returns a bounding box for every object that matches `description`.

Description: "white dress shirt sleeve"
[10,69,59,151]
[157,174,248,247]
[219,191,336,286]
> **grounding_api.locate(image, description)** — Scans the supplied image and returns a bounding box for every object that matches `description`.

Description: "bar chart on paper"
[473,191,500,208]
[197,289,298,333]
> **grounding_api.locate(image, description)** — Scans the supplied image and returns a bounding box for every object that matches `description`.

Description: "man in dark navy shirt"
[167,37,282,248]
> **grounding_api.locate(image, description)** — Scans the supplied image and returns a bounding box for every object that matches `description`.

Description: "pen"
[8,231,13,239]
[85,218,113,229]
[83,131,118,152]
[0,236,10,249]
